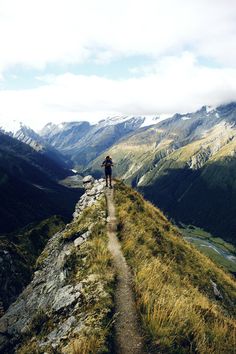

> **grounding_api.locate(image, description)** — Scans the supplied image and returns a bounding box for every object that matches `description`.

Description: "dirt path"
[106,187,146,354]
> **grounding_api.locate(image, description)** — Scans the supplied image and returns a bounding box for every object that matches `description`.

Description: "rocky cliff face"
[0,177,114,354]
[0,216,66,314]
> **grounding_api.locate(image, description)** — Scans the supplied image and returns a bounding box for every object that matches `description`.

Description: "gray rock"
[42,316,77,348]
[82,231,91,240]
[82,175,94,184]
[96,183,105,193]
[84,182,93,190]
[210,279,223,299]
[74,237,85,247]
[86,188,97,196]
[52,285,81,312]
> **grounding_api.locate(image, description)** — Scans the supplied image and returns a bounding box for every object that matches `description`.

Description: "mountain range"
[1,103,236,245]
[0,104,236,353]
[86,103,236,245]
[39,116,154,168]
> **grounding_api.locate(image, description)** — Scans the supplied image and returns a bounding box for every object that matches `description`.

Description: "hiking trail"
[105,187,146,354]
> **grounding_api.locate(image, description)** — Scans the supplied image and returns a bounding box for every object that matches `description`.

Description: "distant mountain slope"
[0,122,72,169]
[0,133,82,233]
[39,121,91,151]
[87,103,236,244]
[39,117,147,168]
[114,181,236,353]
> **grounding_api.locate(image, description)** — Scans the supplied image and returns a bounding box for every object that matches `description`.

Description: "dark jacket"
[102,158,113,175]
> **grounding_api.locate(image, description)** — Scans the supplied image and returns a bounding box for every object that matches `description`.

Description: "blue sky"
[0,0,236,130]
[2,55,154,90]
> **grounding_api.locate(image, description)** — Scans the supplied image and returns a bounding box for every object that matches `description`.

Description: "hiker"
[101,156,113,188]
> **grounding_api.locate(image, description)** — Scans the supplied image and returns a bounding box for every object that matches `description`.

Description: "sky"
[0,0,236,130]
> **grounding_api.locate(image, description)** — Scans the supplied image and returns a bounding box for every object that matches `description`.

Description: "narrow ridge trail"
[106,187,146,354]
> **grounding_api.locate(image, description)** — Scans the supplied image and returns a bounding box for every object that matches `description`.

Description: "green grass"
[180,226,236,253]
[114,181,236,353]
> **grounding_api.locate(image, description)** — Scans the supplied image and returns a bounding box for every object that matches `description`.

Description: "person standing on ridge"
[101,156,113,188]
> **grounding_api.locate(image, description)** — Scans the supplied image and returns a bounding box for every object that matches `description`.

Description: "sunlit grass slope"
[114,181,236,353]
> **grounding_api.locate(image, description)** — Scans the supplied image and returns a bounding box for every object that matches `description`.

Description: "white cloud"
[0,0,236,129]
[0,0,236,71]
[0,53,236,130]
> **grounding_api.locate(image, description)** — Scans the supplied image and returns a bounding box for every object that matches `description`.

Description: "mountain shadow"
[139,160,236,245]
[0,133,83,234]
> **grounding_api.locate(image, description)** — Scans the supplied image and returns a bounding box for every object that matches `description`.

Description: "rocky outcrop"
[0,176,106,353]
[73,176,105,218]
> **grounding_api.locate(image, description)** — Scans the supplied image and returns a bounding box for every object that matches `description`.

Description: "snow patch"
[181,116,191,121]
[99,115,143,126]
[140,114,171,127]
[206,105,216,114]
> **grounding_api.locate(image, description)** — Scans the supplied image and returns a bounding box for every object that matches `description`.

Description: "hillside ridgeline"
[88,103,236,245]
[0,178,235,353]
[114,181,236,353]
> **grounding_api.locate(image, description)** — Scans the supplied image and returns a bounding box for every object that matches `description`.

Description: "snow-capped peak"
[0,120,26,135]
[140,114,171,127]
[98,114,171,128]
[206,105,216,114]
[98,115,143,126]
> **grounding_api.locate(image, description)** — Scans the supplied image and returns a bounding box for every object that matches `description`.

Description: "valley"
[180,226,236,275]
[1,102,236,353]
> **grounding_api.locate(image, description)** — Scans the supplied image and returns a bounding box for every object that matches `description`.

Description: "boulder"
[82,175,94,184]
[74,237,85,247]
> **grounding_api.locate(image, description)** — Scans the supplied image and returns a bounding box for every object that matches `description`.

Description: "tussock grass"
[71,334,104,354]
[18,198,115,354]
[63,199,115,354]
[114,181,236,353]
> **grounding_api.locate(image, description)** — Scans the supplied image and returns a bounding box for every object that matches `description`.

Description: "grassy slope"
[114,181,236,353]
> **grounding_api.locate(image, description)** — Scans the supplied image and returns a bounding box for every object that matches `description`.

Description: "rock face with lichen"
[0,177,113,354]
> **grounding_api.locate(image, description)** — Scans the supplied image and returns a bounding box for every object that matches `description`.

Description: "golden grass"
[71,334,104,354]
[114,181,236,353]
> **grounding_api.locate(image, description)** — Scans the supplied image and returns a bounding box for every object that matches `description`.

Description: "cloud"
[0,0,236,72]
[0,1,236,129]
[1,53,236,130]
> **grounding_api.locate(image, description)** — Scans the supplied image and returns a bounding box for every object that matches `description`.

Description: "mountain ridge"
[85,102,236,245]
[2,102,236,244]
[0,179,235,353]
